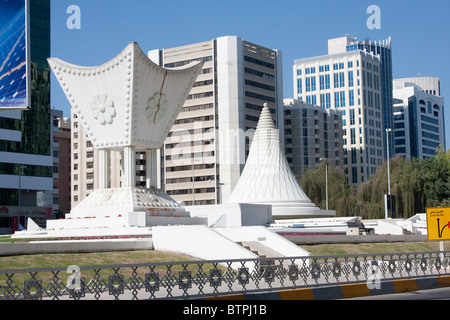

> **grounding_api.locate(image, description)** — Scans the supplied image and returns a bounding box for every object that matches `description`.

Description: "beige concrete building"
[283,99,343,176]
[150,36,283,205]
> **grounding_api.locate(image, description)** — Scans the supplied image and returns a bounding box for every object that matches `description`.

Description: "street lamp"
[385,128,392,219]
[319,158,328,211]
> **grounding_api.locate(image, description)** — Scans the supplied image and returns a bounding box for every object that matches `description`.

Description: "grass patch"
[301,241,450,256]
[0,250,196,271]
[0,250,203,286]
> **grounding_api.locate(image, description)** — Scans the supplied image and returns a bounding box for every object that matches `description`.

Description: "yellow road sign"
[426,207,450,241]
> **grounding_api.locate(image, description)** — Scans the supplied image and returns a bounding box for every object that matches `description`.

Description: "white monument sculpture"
[227,104,335,219]
[46,42,206,233]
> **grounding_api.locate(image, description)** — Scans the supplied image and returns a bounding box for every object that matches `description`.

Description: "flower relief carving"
[90,93,116,125]
[146,92,168,125]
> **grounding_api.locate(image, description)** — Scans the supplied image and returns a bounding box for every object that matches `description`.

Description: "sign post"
[426,207,450,261]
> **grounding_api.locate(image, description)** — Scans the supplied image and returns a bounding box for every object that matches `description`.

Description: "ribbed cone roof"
[256,104,276,130]
[227,104,316,206]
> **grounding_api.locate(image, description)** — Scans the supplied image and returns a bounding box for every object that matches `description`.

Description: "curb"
[203,275,450,300]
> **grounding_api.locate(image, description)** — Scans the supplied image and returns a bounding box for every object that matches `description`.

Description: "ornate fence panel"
[1,251,449,300]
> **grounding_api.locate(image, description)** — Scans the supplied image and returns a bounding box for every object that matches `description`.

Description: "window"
[334,73,339,88]
[325,74,330,89]
[351,148,357,164]
[348,71,354,87]
[297,78,302,94]
[311,77,316,91]
[352,167,358,184]
[339,72,345,87]
[326,93,331,109]
[349,90,355,106]
[351,128,356,144]
[340,91,346,107]
[350,109,355,125]
[320,75,325,90]
[306,77,311,92]
[334,92,340,108]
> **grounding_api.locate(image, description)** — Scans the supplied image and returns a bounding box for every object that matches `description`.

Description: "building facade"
[0,0,52,234]
[283,99,343,176]
[150,36,283,205]
[51,110,71,216]
[328,36,394,160]
[393,77,446,159]
[293,48,383,185]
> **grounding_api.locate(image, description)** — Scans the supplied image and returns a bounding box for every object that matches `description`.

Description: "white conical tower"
[228,104,333,219]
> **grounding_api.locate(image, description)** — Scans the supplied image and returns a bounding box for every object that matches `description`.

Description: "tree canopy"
[298,148,450,219]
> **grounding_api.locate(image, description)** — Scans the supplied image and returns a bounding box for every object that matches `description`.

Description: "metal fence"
[1,251,449,300]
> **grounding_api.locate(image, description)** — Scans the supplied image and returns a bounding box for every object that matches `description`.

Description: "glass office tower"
[0,0,52,234]
[329,36,394,159]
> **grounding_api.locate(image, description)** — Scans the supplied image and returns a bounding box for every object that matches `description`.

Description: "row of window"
[299,71,357,94]
[166,187,217,196]
[297,61,356,76]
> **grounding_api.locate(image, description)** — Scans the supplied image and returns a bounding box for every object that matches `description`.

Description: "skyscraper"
[150,36,283,205]
[393,77,446,159]
[294,43,384,185]
[283,99,343,176]
[0,0,52,234]
[328,36,394,160]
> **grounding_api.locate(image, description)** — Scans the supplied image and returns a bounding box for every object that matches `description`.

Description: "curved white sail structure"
[228,104,333,219]
[46,43,206,229]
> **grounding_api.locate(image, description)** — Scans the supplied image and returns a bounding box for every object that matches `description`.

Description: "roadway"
[342,286,450,300]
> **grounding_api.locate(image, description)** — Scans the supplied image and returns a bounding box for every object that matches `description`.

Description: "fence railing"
[1,251,449,300]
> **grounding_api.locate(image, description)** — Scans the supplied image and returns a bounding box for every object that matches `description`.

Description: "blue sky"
[50,0,450,147]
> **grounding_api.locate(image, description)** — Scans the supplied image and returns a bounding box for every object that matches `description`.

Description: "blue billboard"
[0,0,29,110]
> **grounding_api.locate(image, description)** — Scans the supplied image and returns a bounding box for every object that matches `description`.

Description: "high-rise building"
[149,36,283,205]
[283,99,343,176]
[294,46,383,185]
[393,77,446,159]
[328,36,394,160]
[51,110,71,216]
[0,0,52,234]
